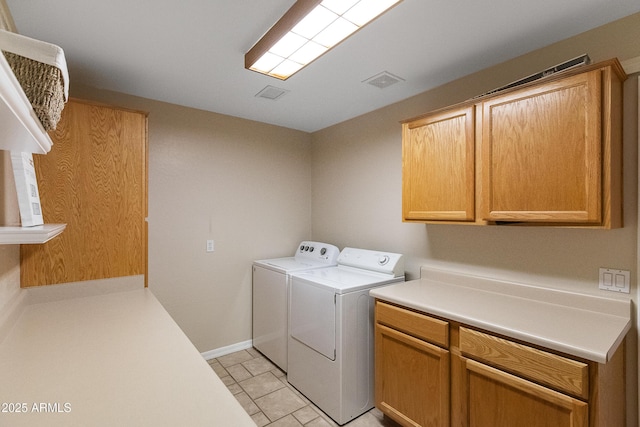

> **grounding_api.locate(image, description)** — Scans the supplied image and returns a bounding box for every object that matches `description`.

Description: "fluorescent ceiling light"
[245,0,402,80]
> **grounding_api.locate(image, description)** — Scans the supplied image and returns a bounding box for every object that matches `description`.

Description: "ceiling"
[6,0,640,132]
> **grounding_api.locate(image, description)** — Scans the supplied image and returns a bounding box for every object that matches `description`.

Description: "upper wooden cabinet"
[401,59,626,228]
[402,106,475,222]
[482,69,603,224]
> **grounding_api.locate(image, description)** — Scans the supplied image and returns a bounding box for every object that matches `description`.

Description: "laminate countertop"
[0,287,255,426]
[370,266,631,363]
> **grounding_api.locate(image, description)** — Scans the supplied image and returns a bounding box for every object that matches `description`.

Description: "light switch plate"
[206,240,215,252]
[598,268,630,293]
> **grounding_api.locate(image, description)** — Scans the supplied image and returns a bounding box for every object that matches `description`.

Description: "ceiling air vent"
[363,71,405,89]
[255,85,289,100]
[471,54,591,99]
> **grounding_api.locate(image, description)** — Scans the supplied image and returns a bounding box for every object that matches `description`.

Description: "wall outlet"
[206,240,215,253]
[598,268,630,293]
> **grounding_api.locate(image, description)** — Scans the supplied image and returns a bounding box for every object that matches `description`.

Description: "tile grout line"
[209,348,335,426]
[208,348,398,427]
[209,348,395,427]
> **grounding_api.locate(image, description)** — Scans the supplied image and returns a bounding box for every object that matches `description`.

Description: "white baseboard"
[201,339,253,361]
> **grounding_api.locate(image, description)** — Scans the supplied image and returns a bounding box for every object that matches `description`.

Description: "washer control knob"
[309,246,314,252]
[378,255,390,265]
[320,247,327,255]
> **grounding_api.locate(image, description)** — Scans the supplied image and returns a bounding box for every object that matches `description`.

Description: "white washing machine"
[287,247,404,425]
[252,241,339,372]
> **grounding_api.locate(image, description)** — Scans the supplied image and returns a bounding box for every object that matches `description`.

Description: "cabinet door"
[460,357,588,427]
[375,323,449,427]
[402,106,475,221]
[21,99,148,287]
[481,70,601,223]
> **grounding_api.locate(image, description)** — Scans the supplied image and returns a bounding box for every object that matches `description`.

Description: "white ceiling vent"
[363,71,405,89]
[255,85,289,100]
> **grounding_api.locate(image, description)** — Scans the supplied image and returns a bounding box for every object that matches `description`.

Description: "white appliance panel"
[252,241,339,372]
[255,257,323,273]
[338,247,404,276]
[287,247,405,425]
[252,265,288,370]
[290,278,336,361]
[291,266,401,294]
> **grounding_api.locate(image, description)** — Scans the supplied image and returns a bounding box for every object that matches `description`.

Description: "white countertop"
[370,267,631,363]
[0,287,255,426]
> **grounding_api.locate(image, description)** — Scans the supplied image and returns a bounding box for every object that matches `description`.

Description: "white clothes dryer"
[252,241,339,372]
[287,247,404,425]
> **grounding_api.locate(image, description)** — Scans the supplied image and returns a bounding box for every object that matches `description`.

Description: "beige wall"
[0,246,19,321]
[0,9,638,426]
[0,149,20,342]
[65,87,314,354]
[310,13,640,426]
[0,0,17,32]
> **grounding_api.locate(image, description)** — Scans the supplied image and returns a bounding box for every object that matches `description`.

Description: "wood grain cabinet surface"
[375,301,450,427]
[401,59,626,228]
[374,300,626,427]
[21,99,148,287]
[402,106,475,222]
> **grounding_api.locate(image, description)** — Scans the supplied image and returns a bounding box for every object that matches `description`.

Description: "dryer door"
[290,277,336,361]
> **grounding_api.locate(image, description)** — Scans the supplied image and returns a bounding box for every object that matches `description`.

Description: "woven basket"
[3,51,65,131]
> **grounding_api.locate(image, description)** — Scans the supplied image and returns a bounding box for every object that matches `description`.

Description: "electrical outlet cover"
[598,268,630,293]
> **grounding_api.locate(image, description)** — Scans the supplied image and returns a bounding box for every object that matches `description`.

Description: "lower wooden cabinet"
[375,323,449,427]
[374,301,626,427]
[375,301,450,427]
[459,358,588,427]
[456,325,589,427]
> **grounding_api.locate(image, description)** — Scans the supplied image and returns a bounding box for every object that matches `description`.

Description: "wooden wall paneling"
[20,99,148,287]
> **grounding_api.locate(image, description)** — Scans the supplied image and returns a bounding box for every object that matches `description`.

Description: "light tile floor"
[208,348,400,427]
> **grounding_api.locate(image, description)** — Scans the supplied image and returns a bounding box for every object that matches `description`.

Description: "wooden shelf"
[0,223,66,244]
[0,52,53,154]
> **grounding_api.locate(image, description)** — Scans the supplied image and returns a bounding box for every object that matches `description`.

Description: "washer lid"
[254,257,331,273]
[291,266,404,294]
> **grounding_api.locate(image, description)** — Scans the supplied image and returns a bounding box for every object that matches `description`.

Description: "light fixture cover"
[245,0,402,80]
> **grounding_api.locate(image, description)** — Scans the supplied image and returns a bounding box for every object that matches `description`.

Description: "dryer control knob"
[378,255,390,265]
